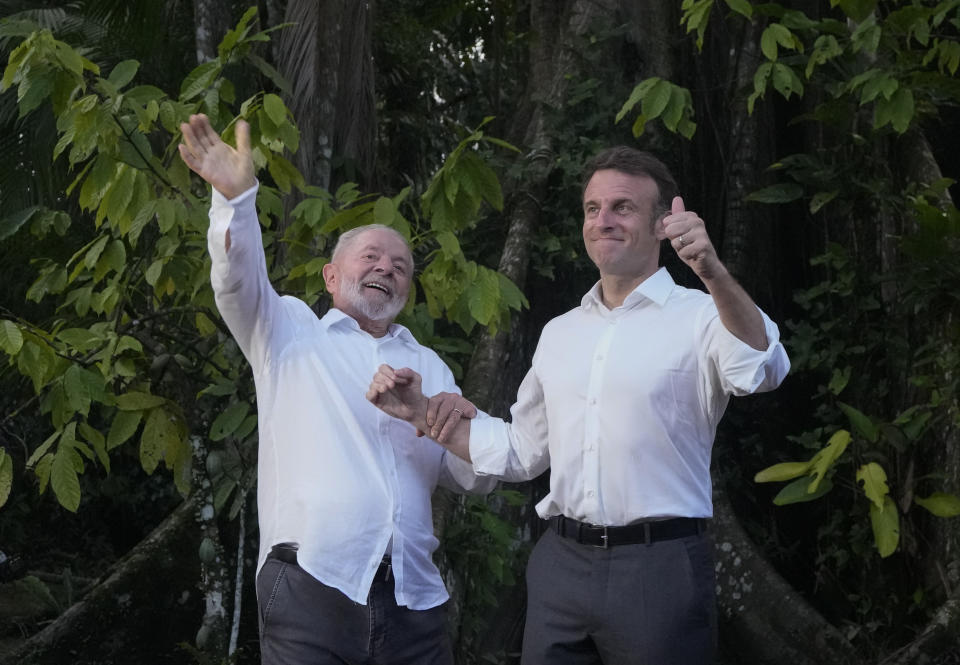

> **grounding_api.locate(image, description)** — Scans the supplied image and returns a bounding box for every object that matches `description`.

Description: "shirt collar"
[320,308,419,345]
[581,267,676,311]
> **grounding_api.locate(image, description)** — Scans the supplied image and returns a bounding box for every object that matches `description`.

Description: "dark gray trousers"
[256,557,453,665]
[521,528,717,665]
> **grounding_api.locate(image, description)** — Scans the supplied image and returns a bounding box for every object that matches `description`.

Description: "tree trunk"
[712,488,858,664]
[442,1,621,660]
[276,0,377,194]
[192,0,231,64]
[0,497,200,665]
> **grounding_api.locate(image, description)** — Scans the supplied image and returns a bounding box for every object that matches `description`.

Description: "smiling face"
[582,169,667,281]
[322,227,412,332]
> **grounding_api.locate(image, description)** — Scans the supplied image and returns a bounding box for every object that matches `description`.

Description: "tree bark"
[712,487,858,664]
[276,0,377,194]
[0,497,200,665]
[192,0,231,64]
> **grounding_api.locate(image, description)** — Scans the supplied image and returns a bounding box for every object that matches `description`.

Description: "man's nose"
[374,257,392,274]
[595,206,616,228]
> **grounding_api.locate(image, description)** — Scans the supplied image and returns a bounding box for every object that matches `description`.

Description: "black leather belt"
[267,544,393,581]
[549,515,705,548]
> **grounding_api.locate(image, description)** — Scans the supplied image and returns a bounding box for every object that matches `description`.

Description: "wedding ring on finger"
[452,408,463,416]
[679,234,687,247]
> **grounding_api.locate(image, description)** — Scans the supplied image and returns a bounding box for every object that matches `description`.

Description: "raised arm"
[661,196,767,351]
[179,114,285,370]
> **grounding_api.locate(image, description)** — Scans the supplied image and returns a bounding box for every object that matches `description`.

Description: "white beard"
[339,275,406,322]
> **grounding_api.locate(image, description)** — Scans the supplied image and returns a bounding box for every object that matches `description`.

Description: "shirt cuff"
[208,181,259,266]
[714,312,790,394]
[468,411,510,477]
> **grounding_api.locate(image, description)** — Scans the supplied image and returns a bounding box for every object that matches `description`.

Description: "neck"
[339,306,393,338]
[598,268,658,309]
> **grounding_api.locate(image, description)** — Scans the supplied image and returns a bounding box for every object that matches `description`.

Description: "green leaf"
[746,183,803,203]
[180,60,220,101]
[108,410,142,450]
[140,407,179,474]
[107,59,139,89]
[115,391,166,411]
[263,92,287,126]
[837,402,878,442]
[754,461,812,483]
[435,231,462,259]
[914,492,960,518]
[210,401,251,441]
[869,495,899,557]
[63,365,105,416]
[51,438,82,512]
[466,267,500,326]
[856,462,889,509]
[640,78,672,121]
[724,0,753,19]
[808,429,850,492]
[78,422,109,472]
[0,320,24,355]
[773,475,834,505]
[809,190,838,214]
[0,450,12,508]
[0,205,40,241]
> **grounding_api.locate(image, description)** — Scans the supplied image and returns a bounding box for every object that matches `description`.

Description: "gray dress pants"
[522,528,717,665]
[256,556,453,665]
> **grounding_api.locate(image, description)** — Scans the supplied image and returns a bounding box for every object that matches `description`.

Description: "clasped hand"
[366,364,476,442]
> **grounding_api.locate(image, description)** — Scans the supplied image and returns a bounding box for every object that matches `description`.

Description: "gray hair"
[331,224,414,270]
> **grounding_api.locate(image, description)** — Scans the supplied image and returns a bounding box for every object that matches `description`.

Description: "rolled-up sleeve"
[701,304,790,396]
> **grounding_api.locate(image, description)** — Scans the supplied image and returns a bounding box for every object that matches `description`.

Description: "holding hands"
[367,365,475,443]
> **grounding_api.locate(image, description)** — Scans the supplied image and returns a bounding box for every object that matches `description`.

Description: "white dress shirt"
[208,184,495,609]
[469,267,790,525]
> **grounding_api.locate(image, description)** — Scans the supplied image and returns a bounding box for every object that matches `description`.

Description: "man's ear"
[322,262,338,295]
[653,213,669,240]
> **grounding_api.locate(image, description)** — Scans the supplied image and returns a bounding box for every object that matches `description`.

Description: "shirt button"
[589,397,597,405]
[587,490,595,497]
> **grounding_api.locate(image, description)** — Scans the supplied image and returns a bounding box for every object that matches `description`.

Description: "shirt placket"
[373,336,403,599]
[581,314,617,522]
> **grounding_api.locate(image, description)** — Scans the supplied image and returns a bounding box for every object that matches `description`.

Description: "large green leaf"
[108,410,143,450]
[0,450,12,508]
[140,407,178,474]
[807,429,850,491]
[915,492,960,518]
[210,401,251,442]
[856,462,889,510]
[115,391,166,411]
[773,475,834,505]
[51,428,82,513]
[869,495,899,558]
[754,461,812,483]
[0,320,24,355]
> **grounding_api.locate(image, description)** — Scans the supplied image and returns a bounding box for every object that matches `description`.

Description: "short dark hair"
[582,146,678,220]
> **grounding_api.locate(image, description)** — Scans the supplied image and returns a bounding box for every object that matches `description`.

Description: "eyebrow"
[360,243,412,267]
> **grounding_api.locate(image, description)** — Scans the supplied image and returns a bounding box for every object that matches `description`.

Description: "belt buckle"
[594,526,609,549]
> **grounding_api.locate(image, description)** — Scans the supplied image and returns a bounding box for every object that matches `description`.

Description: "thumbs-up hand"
[661,196,722,280]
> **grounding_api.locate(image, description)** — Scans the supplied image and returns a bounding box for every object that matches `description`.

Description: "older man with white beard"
[178,114,494,665]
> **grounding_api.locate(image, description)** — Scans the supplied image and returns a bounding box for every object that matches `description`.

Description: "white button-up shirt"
[208,185,495,609]
[469,268,790,525]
